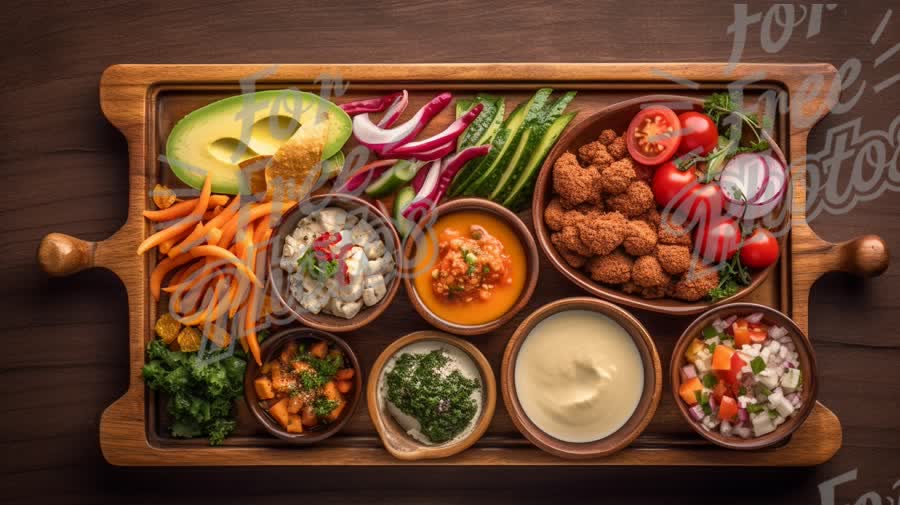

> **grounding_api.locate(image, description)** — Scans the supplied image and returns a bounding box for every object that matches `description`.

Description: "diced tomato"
[731,381,743,397]
[732,320,751,348]
[718,395,739,421]
[679,377,704,405]
[711,345,735,371]
[712,381,728,401]
[725,352,746,384]
[749,324,768,344]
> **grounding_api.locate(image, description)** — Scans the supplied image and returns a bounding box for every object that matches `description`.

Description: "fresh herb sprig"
[298,248,339,281]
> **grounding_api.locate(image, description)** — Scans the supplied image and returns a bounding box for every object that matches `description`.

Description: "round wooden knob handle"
[37,233,96,276]
[838,234,889,277]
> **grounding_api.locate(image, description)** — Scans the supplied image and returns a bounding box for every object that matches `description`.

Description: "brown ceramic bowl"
[367,330,497,461]
[269,193,402,333]
[501,297,662,459]
[244,327,362,444]
[670,303,818,450]
[402,198,539,336]
[532,94,789,315]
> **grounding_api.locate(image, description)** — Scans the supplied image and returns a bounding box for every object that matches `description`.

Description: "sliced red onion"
[386,104,483,156]
[746,312,765,324]
[340,91,404,115]
[681,364,698,381]
[724,315,738,326]
[709,395,718,411]
[712,318,729,333]
[768,325,789,340]
[721,153,769,213]
[352,92,452,154]
[737,407,749,424]
[743,153,788,220]
[334,159,398,193]
[408,140,457,161]
[689,404,705,421]
[377,90,409,128]
[402,145,491,221]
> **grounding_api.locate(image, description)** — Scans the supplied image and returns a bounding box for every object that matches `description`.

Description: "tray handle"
[38,233,99,276]
[830,235,890,277]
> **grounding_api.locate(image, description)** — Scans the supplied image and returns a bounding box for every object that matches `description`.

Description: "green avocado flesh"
[165,90,352,194]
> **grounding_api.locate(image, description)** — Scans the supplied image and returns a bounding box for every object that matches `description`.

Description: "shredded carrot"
[166,259,203,290]
[218,200,296,250]
[137,174,212,255]
[207,227,223,246]
[180,276,224,326]
[245,286,262,365]
[149,253,194,301]
[143,194,228,221]
[189,245,263,287]
[167,223,206,258]
[202,205,224,221]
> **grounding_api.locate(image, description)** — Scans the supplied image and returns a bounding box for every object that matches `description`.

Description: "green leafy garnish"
[768,409,779,420]
[750,356,766,375]
[142,339,245,445]
[708,253,753,302]
[758,384,773,396]
[312,398,340,419]
[739,386,747,396]
[747,403,765,414]
[707,342,718,353]
[702,326,722,340]
[298,248,339,281]
[701,373,719,389]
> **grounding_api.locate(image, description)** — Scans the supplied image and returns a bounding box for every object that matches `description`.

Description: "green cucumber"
[502,112,578,210]
[449,104,522,197]
[475,95,505,146]
[492,91,577,203]
[458,96,501,151]
[393,186,416,238]
[464,88,552,197]
[455,99,474,119]
[316,151,345,185]
[365,160,421,198]
[487,127,536,201]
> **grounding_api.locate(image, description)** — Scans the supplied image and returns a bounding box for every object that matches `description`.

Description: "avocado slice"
[165,90,351,194]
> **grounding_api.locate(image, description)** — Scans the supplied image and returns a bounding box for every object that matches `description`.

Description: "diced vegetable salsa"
[254,338,355,433]
[678,313,804,439]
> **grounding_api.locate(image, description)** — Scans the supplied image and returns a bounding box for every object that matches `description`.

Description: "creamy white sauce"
[377,341,483,446]
[514,310,644,443]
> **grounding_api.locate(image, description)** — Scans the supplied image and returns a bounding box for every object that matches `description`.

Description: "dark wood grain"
[1,0,898,503]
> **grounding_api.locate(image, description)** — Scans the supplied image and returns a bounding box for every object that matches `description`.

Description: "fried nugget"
[176,326,202,352]
[588,250,633,284]
[658,216,693,246]
[608,136,628,159]
[558,248,587,268]
[632,255,670,288]
[577,211,628,256]
[636,208,662,228]
[656,244,692,275]
[578,142,615,167]
[621,280,667,299]
[623,220,658,256]
[600,158,636,194]
[633,162,655,183]
[556,225,593,257]
[607,181,655,217]
[553,152,602,207]
[154,313,182,345]
[544,198,567,231]
[670,261,720,302]
[598,129,618,145]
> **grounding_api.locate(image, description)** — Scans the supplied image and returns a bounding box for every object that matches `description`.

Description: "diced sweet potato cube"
[335,368,355,380]
[280,342,298,364]
[292,361,313,374]
[268,398,290,429]
[322,381,341,402]
[301,405,319,427]
[336,380,353,394]
[254,377,275,400]
[270,365,296,393]
[287,395,304,414]
[260,361,273,375]
[309,340,328,359]
[286,414,304,433]
[325,399,346,422]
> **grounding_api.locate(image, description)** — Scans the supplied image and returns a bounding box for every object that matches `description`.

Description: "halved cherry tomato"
[725,352,746,384]
[696,217,741,264]
[652,161,698,210]
[740,228,780,269]
[718,395,739,421]
[626,105,682,165]
[732,319,751,348]
[677,111,719,156]
[678,183,724,225]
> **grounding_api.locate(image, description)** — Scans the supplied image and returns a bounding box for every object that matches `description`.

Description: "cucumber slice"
[316,151,346,186]
[488,127,535,201]
[393,186,416,238]
[455,99,474,119]
[502,112,578,210]
[365,160,421,198]
[458,97,500,151]
[474,96,505,146]
[464,88,552,197]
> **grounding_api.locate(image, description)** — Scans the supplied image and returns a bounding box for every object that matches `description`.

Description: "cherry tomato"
[740,228,780,269]
[677,111,719,156]
[696,217,741,263]
[717,395,739,421]
[678,183,724,225]
[651,162,697,210]
[626,105,682,165]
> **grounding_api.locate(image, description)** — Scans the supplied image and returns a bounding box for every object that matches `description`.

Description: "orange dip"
[413,211,527,325]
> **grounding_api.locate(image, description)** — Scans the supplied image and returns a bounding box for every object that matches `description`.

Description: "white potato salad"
[678,312,804,439]
[280,207,395,319]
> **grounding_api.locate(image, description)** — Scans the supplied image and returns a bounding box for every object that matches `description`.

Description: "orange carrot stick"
[166,259,203,290]
[149,253,194,301]
[143,194,228,221]
[167,195,238,257]
[137,174,212,255]
[219,200,296,250]
[189,245,263,287]
[202,205,224,221]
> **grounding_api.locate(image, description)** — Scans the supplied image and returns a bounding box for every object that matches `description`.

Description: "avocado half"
[165,90,352,194]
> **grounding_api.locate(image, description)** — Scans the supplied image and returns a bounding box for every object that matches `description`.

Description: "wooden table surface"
[2,1,898,503]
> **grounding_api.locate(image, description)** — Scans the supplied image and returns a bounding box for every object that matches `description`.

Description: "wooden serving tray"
[38,64,889,466]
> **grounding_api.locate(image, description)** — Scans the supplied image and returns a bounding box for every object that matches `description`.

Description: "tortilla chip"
[154,313,182,345]
[265,114,330,202]
[176,326,202,353]
[238,155,270,196]
[152,184,176,209]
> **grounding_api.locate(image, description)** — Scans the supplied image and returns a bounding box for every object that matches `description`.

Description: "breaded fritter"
[623,220,658,256]
[632,255,670,288]
[576,211,628,256]
[600,158,636,195]
[553,152,602,207]
[607,135,628,159]
[607,181,655,217]
[656,244,692,275]
[578,141,614,167]
[670,261,720,302]
[598,129,618,145]
[658,215,693,246]
[588,250,633,284]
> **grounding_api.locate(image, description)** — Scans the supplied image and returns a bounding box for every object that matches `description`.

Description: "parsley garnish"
[298,248,339,281]
[747,403,765,414]
[702,326,722,340]
[701,373,719,389]
[312,398,340,419]
[750,356,766,375]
